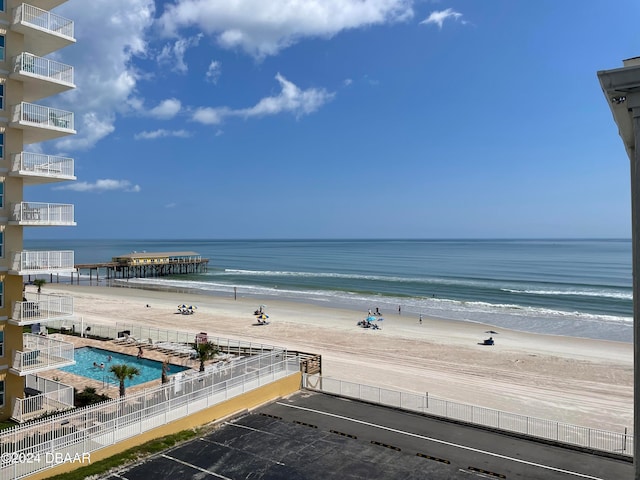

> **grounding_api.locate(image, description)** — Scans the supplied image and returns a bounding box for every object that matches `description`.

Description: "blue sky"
[26,0,640,240]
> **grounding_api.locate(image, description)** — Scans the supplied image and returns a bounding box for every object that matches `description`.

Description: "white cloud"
[192,107,229,125]
[206,60,222,84]
[420,8,463,29]
[157,34,203,73]
[55,179,141,193]
[192,74,334,125]
[53,0,156,151]
[158,0,414,58]
[239,74,334,118]
[134,129,191,140]
[148,98,182,119]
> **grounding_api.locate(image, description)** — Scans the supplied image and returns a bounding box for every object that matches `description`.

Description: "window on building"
[0,232,4,258]
[0,380,4,408]
[0,36,4,62]
[0,182,4,209]
[0,133,4,159]
[0,331,3,357]
[0,282,3,309]
[0,1,4,13]
[0,84,4,110]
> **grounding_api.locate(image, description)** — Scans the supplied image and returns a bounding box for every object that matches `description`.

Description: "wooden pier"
[68,251,209,284]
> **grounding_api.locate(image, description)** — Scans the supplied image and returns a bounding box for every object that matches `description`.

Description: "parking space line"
[161,454,233,479]
[276,402,604,480]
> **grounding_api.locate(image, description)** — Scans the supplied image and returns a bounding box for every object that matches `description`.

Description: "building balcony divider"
[11,333,75,376]
[10,250,75,275]
[11,292,74,326]
[11,152,75,182]
[10,202,75,226]
[11,376,74,423]
[13,3,75,42]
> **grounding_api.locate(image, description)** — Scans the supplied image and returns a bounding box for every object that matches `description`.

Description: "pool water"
[60,347,190,387]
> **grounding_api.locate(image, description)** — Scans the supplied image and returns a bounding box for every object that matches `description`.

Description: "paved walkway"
[35,334,203,397]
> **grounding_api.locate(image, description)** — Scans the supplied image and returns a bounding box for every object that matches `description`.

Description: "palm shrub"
[33,278,46,294]
[193,342,219,372]
[109,364,140,397]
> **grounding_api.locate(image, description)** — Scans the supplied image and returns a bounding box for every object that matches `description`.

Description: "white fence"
[11,250,75,273]
[14,52,74,84]
[13,102,74,130]
[12,377,74,424]
[12,152,75,178]
[15,3,74,39]
[11,202,75,225]
[12,292,74,325]
[12,334,75,374]
[305,376,633,457]
[0,352,300,479]
[47,319,280,358]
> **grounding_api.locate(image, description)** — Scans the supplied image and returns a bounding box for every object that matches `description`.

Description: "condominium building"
[0,0,77,422]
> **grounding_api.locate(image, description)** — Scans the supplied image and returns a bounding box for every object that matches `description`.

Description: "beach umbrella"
[366,316,376,322]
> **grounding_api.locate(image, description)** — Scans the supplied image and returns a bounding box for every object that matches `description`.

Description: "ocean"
[24,238,633,343]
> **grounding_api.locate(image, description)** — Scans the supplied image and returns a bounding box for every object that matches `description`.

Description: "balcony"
[11,376,74,423]
[12,3,75,56]
[10,333,75,376]
[9,201,76,226]
[10,291,74,325]
[11,102,75,144]
[9,250,76,275]
[10,152,75,184]
[11,52,74,102]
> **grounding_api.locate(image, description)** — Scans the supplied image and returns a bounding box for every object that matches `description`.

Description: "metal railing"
[13,52,73,84]
[12,292,74,325]
[12,102,74,130]
[304,376,633,457]
[12,152,75,178]
[11,202,75,225]
[11,250,75,273]
[0,352,300,479]
[12,377,74,423]
[47,319,281,358]
[15,3,74,39]
[12,334,75,374]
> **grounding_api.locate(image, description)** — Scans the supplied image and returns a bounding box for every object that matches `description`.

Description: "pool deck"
[36,334,204,397]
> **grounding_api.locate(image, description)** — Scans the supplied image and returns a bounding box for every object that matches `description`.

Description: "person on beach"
[398,305,401,315]
[107,355,112,362]
[137,346,144,359]
[419,314,423,325]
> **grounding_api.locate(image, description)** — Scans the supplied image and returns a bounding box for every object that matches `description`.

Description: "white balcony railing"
[10,202,75,226]
[13,52,73,84]
[11,333,75,376]
[10,250,75,275]
[12,376,74,423]
[12,102,74,130]
[11,292,74,325]
[15,3,74,39]
[11,152,75,182]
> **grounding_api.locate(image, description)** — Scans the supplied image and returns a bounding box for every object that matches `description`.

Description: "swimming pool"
[60,347,190,387]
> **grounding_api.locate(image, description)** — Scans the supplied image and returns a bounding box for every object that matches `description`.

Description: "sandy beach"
[40,283,633,434]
